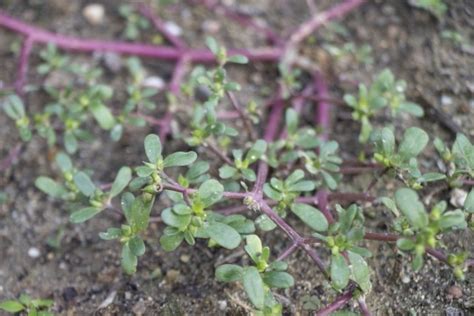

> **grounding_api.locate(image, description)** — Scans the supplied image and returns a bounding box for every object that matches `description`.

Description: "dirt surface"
[0,0,473,315]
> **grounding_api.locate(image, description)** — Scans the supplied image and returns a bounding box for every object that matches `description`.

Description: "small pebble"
[83,4,105,25]
[401,275,410,284]
[441,95,453,107]
[143,76,165,91]
[218,300,227,310]
[450,188,467,208]
[125,291,132,300]
[447,285,463,299]
[164,21,182,37]
[180,254,190,263]
[103,52,122,73]
[28,247,41,258]
[201,20,220,34]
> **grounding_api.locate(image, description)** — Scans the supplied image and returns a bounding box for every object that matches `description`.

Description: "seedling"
[1,1,473,314]
[0,294,53,316]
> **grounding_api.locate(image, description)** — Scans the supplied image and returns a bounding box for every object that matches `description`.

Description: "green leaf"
[0,300,25,313]
[121,243,137,274]
[399,102,424,117]
[206,222,241,249]
[162,208,191,229]
[136,165,154,177]
[287,180,315,192]
[219,164,237,179]
[285,108,298,135]
[256,214,277,231]
[73,172,96,197]
[331,253,350,290]
[198,179,224,207]
[241,168,256,182]
[412,254,423,271]
[396,238,415,251]
[55,152,73,173]
[90,102,115,130]
[110,167,132,197]
[215,264,243,282]
[380,197,399,216]
[121,192,135,222]
[286,169,305,185]
[263,271,294,288]
[395,188,428,229]
[464,189,474,213]
[245,140,267,164]
[263,183,282,201]
[291,203,328,232]
[70,207,101,223]
[173,204,192,215]
[160,232,184,251]
[35,177,67,198]
[64,131,78,154]
[99,227,122,240]
[129,196,151,232]
[2,95,25,120]
[206,36,219,55]
[244,234,263,263]
[242,266,265,310]
[227,55,249,64]
[163,151,197,168]
[398,127,429,160]
[348,251,371,293]
[144,134,162,164]
[439,210,467,231]
[186,161,209,180]
[380,127,395,156]
[129,236,146,256]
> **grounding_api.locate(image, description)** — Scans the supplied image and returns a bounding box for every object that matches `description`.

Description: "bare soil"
[0,0,473,315]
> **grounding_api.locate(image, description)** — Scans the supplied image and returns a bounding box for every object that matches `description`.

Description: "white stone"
[218,300,227,310]
[143,76,165,91]
[27,247,41,258]
[164,21,182,37]
[83,4,105,25]
[450,188,467,208]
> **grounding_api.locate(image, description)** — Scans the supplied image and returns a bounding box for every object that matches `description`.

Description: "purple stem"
[357,296,372,316]
[314,71,331,142]
[259,200,328,276]
[137,3,187,49]
[316,190,335,224]
[0,11,281,62]
[16,36,34,94]
[196,0,282,45]
[316,284,356,316]
[286,0,365,49]
[253,93,285,196]
[276,242,299,261]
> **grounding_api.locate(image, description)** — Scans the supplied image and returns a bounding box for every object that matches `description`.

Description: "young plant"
[0,294,53,316]
[344,69,423,143]
[216,235,294,315]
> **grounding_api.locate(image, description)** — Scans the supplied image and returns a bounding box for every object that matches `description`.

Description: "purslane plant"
[1,1,473,314]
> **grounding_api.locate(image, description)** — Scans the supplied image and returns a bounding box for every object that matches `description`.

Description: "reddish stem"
[137,3,187,49]
[276,242,299,261]
[314,71,331,142]
[16,36,34,94]
[316,283,356,316]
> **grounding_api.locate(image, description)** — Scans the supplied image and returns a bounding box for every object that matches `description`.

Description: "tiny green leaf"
[398,127,429,160]
[215,264,243,282]
[121,243,137,274]
[129,236,146,256]
[263,271,294,288]
[70,207,101,223]
[35,177,67,199]
[348,251,371,293]
[144,134,162,164]
[331,253,350,290]
[243,266,265,310]
[160,232,184,251]
[207,222,241,249]
[396,238,415,251]
[291,203,328,232]
[227,55,249,64]
[163,151,197,168]
[464,189,474,213]
[198,179,224,207]
[0,300,25,313]
[73,172,96,197]
[110,166,132,197]
[90,103,116,130]
[395,188,428,229]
